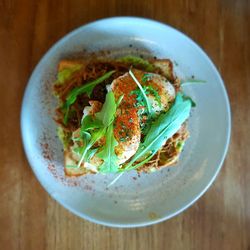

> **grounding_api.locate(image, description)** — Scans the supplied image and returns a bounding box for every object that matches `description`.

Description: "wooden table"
[0,0,249,249]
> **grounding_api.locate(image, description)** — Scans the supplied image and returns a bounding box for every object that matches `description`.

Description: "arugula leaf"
[182,94,196,107]
[95,91,117,127]
[131,86,161,129]
[95,93,123,172]
[97,124,119,173]
[77,127,106,168]
[116,94,124,107]
[122,93,192,171]
[129,69,152,114]
[141,73,154,83]
[86,148,99,161]
[57,64,82,84]
[71,91,121,169]
[81,115,103,131]
[118,55,155,71]
[63,70,115,124]
[73,146,98,162]
[75,115,105,167]
[133,72,162,108]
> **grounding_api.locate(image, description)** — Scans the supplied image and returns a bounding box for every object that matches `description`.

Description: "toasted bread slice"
[64,149,99,176]
[64,150,88,176]
[58,59,84,72]
[58,58,187,176]
[152,59,175,81]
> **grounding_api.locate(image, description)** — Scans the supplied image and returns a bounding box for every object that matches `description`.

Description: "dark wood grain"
[0,0,249,249]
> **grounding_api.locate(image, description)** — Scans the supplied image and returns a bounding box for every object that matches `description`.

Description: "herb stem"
[129,69,152,114]
[77,146,89,168]
[181,79,206,86]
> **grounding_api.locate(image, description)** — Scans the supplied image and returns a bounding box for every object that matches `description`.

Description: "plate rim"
[20,16,231,228]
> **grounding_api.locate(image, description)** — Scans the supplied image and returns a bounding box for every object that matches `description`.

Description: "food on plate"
[54,55,194,176]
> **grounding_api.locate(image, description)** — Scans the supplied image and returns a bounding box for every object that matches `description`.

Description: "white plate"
[21,17,231,227]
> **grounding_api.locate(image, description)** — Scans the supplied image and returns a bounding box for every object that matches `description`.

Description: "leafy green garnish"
[73,146,98,161]
[118,55,155,71]
[131,85,161,113]
[93,94,123,172]
[97,124,119,173]
[69,91,122,172]
[182,94,196,107]
[140,73,162,107]
[62,70,115,125]
[81,115,103,131]
[57,64,82,84]
[181,79,206,86]
[121,93,192,171]
[95,90,117,127]
[129,69,152,114]
[75,92,117,167]
[146,85,161,107]
[85,148,99,161]
[141,73,154,83]
[76,127,105,168]
[131,88,147,110]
